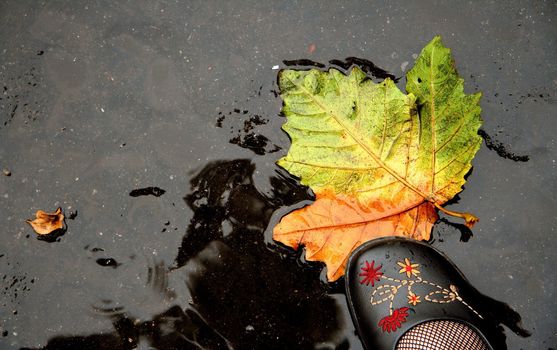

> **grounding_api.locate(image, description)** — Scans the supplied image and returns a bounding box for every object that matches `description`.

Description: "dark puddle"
[478,129,529,162]
[173,159,343,348]
[283,57,397,82]
[224,125,280,155]
[33,159,345,349]
[216,106,282,155]
[431,218,474,243]
[28,306,232,350]
[129,187,166,197]
[35,228,66,243]
[67,210,78,220]
[95,258,121,269]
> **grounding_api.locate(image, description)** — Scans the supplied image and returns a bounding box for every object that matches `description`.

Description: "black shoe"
[345,237,499,350]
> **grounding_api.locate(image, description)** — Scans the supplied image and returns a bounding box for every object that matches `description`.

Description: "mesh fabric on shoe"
[396,320,488,350]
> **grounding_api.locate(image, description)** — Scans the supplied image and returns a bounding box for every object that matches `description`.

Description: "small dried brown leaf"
[26,207,65,235]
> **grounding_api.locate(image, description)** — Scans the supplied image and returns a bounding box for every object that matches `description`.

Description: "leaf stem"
[433,202,479,228]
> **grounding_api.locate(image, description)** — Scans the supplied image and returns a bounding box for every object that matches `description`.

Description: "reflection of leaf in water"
[173,159,311,269]
[436,218,473,242]
[171,159,342,348]
[274,36,483,281]
[45,305,231,349]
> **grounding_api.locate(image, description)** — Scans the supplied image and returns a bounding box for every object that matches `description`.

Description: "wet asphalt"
[0,1,556,349]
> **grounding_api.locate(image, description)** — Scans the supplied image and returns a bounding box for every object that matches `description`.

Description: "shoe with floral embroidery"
[345,237,504,350]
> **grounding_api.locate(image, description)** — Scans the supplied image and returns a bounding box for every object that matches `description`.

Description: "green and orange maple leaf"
[273,36,483,281]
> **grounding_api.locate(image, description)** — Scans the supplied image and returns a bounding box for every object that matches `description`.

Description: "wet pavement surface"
[1,1,556,349]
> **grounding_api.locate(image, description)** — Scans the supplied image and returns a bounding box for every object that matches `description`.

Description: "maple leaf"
[273,37,483,281]
[26,207,65,235]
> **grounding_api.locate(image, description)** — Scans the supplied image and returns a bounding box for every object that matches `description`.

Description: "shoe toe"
[345,237,494,350]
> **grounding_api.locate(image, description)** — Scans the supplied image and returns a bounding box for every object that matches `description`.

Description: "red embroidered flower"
[378,307,410,333]
[359,260,383,286]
